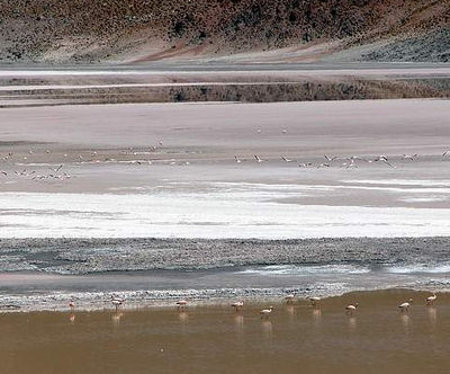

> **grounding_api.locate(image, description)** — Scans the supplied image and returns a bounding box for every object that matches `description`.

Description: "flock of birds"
[0,146,449,182]
[235,150,450,169]
[67,293,439,320]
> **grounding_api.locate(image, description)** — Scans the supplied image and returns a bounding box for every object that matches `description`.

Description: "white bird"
[231,301,244,311]
[234,155,242,164]
[317,162,330,168]
[324,155,338,162]
[254,155,265,163]
[345,303,359,314]
[49,164,63,174]
[284,293,295,303]
[402,153,418,161]
[442,150,449,159]
[69,300,75,311]
[398,299,413,312]
[111,297,124,311]
[0,171,7,176]
[259,306,273,319]
[282,129,288,134]
[309,296,321,307]
[374,155,394,168]
[281,156,293,163]
[426,294,437,305]
[176,300,188,310]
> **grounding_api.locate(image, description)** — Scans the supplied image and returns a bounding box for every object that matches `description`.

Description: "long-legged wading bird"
[177,299,188,310]
[402,153,418,161]
[324,155,338,162]
[345,302,359,315]
[426,293,437,305]
[111,297,124,311]
[231,301,244,311]
[399,299,413,312]
[285,293,295,303]
[260,306,273,319]
[309,296,321,307]
[374,155,394,168]
[254,155,265,163]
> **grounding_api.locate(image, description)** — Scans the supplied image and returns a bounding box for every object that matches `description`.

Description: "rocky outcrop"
[0,0,448,63]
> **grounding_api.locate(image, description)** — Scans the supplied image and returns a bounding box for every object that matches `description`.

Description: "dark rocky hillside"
[0,0,448,63]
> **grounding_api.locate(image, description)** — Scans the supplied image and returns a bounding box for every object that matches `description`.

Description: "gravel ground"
[361,29,450,63]
[0,237,448,275]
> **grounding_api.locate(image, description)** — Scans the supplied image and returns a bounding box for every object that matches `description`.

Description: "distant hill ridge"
[1,0,449,63]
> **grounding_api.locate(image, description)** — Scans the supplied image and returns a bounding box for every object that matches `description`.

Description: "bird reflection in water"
[312,308,322,326]
[348,316,357,331]
[69,313,76,324]
[112,311,124,326]
[233,314,244,332]
[286,304,295,320]
[178,311,189,323]
[427,306,437,329]
[261,319,273,341]
[400,313,410,332]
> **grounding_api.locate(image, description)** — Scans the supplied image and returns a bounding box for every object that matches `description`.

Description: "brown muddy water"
[1,290,449,374]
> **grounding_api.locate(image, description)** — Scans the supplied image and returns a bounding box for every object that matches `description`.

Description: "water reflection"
[69,313,76,324]
[312,308,322,326]
[286,304,295,321]
[347,316,357,332]
[427,306,437,328]
[112,311,124,326]
[233,314,244,332]
[400,313,411,332]
[261,320,273,341]
[178,311,189,323]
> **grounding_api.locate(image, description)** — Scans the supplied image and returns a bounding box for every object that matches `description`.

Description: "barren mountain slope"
[0,0,448,63]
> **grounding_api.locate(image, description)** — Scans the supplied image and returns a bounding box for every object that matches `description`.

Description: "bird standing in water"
[345,303,359,315]
[399,299,413,312]
[426,294,437,305]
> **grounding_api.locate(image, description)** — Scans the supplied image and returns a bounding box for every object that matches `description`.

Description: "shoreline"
[0,288,448,313]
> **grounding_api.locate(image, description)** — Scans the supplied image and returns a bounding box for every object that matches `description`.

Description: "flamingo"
[254,155,265,163]
[231,301,244,311]
[398,299,413,312]
[309,296,321,307]
[281,156,293,163]
[402,153,418,161]
[259,306,274,319]
[345,303,359,315]
[284,293,295,303]
[426,294,437,305]
[324,155,338,162]
[234,155,242,164]
[69,300,75,311]
[176,300,188,310]
[111,297,124,311]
